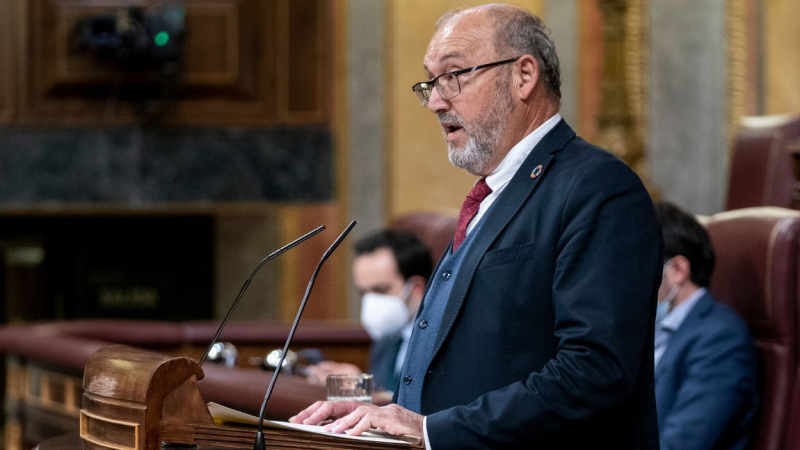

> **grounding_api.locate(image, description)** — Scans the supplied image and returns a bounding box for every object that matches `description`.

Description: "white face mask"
[360,283,412,340]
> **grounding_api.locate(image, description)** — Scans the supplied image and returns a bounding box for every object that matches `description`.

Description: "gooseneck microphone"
[253,220,356,450]
[198,225,325,366]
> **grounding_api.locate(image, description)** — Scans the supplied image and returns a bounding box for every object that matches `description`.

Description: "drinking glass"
[326,373,374,403]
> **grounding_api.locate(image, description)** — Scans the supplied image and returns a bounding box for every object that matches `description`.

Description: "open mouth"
[441,122,463,136]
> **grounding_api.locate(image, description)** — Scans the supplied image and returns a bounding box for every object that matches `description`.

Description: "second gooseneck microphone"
[199,225,325,366]
[253,220,356,450]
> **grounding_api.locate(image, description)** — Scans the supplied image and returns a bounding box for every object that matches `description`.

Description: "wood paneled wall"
[2,0,331,125]
[0,0,13,122]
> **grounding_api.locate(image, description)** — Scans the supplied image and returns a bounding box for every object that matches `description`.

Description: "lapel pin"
[530,165,543,179]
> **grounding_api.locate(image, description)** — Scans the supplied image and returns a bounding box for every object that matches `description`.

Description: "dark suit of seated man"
[654,202,758,450]
[304,230,432,394]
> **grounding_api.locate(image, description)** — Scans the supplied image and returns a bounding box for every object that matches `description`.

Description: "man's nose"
[426,86,450,113]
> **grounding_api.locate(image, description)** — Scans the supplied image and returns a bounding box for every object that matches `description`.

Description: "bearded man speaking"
[291,4,663,449]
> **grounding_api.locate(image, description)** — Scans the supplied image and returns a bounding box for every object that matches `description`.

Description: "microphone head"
[263,349,298,374]
[321,220,357,260]
[206,342,238,368]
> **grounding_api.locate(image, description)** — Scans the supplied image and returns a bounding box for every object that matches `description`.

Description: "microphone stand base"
[253,431,265,450]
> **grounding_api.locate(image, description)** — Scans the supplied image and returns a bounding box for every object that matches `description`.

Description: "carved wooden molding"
[10,0,331,125]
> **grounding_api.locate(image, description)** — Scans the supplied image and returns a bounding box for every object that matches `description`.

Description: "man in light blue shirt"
[654,201,758,450]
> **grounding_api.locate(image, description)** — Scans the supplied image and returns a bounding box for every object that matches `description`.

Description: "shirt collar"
[483,113,562,193]
[660,287,706,332]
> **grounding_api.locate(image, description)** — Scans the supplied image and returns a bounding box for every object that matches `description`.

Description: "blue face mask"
[655,299,671,324]
[656,259,678,324]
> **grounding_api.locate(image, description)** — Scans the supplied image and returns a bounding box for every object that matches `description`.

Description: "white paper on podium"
[207,402,419,445]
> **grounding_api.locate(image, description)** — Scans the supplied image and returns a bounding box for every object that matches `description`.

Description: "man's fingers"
[289,400,327,423]
[295,401,420,436]
[301,402,337,425]
[326,405,375,434]
[345,412,376,436]
[292,400,367,426]
[333,404,424,438]
[324,412,361,433]
[303,366,326,385]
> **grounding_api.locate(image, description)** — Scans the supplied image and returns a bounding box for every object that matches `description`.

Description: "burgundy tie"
[453,178,492,252]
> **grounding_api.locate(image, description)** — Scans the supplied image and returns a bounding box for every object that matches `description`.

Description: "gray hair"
[436,5,562,104]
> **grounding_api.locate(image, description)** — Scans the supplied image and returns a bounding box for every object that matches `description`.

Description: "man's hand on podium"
[304,361,364,385]
[289,400,424,439]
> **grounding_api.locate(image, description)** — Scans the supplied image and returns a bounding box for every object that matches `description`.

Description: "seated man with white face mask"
[305,229,432,393]
[654,201,758,450]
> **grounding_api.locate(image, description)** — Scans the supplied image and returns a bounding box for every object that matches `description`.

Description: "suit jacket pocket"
[478,241,537,270]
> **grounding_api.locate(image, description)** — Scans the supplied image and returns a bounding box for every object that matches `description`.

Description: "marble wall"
[0,125,335,321]
[0,126,334,203]
[648,0,730,214]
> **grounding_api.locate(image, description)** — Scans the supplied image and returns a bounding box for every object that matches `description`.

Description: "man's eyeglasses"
[411,56,521,107]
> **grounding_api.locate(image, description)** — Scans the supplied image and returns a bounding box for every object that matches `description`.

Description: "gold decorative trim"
[726,0,748,164]
[625,0,648,152]
[596,0,655,194]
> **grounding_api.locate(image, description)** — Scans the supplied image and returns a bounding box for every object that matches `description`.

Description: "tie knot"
[468,178,492,202]
[452,178,492,252]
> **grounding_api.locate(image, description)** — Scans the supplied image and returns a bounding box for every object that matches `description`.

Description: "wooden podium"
[78,345,422,450]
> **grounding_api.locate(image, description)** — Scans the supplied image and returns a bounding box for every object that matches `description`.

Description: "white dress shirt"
[466,113,562,235]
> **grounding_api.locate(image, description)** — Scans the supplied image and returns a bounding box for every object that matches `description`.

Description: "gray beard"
[447,125,497,175]
[442,88,513,176]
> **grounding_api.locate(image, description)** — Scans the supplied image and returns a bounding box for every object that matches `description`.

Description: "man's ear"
[514,54,538,101]
[670,255,692,285]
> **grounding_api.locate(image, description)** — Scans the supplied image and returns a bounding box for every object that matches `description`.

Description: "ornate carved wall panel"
[594,0,652,191]
[276,0,330,124]
[727,0,765,147]
[12,0,330,125]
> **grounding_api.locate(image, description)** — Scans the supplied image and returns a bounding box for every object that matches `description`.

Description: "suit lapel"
[429,119,576,360]
[655,291,715,378]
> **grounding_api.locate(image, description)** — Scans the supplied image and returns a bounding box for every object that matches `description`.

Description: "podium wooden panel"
[76,345,422,450]
[38,432,421,450]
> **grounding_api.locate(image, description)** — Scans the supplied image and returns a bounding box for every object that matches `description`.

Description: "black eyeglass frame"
[411,56,521,106]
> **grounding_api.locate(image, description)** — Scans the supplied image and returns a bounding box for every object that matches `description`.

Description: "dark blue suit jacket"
[410,120,664,449]
[655,291,758,450]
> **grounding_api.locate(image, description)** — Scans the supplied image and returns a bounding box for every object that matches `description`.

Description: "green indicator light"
[154,32,170,46]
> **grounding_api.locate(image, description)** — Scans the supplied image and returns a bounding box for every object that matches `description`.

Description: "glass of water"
[326,373,374,403]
